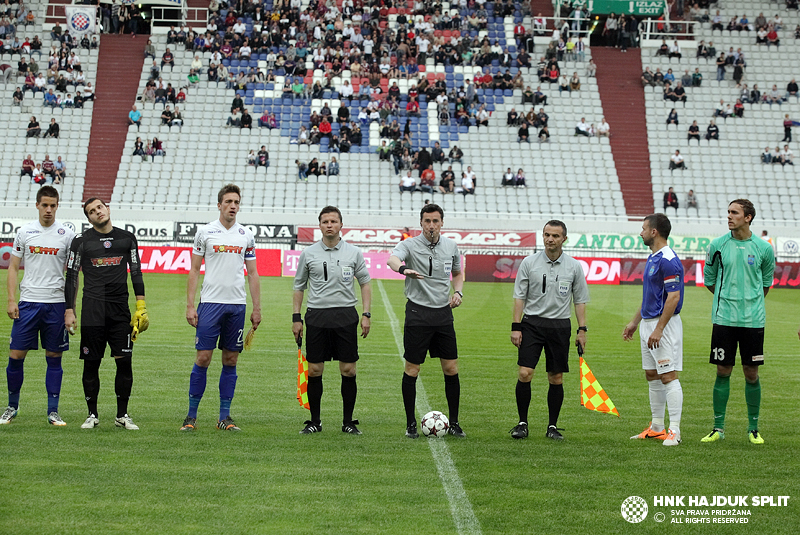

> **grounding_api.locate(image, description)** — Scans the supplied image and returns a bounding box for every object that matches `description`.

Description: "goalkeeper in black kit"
[65,198,149,430]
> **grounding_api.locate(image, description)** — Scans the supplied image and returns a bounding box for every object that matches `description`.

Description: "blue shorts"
[195,303,246,352]
[10,302,69,353]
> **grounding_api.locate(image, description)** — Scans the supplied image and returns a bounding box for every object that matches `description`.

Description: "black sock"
[402,373,417,426]
[516,380,531,423]
[548,383,564,428]
[444,373,460,424]
[307,375,323,424]
[114,356,133,418]
[341,375,357,425]
[82,359,101,417]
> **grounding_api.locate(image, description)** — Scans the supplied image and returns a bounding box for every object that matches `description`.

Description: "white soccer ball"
[421,410,450,438]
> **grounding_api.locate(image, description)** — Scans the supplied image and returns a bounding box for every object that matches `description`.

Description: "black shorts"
[403,301,458,365]
[709,324,765,366]
[305,322,359,364]
[79,322,133,360]
[517,316,571,373]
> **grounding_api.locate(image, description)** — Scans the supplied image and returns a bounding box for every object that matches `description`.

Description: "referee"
[387,204,465,439]
[292,206,372,435]
[510,220,589,440]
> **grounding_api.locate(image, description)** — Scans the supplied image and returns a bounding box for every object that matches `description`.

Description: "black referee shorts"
[305,322,359,364]
[403,301,458,365]
[79,302,134,360]
[517,316,571,373]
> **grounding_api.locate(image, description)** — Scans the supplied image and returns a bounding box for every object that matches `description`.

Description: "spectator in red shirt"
[319,116,332,138]
[405,97,420,116]
[420,168,436,193]
[41,154,56,179]
[20,154,35,177]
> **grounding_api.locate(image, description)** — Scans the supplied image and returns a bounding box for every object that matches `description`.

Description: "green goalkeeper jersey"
[704,232,775,328]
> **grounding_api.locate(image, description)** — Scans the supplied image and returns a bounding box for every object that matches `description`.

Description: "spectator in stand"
[780,145,794,166]
[416,146,432,172]
[26,116,40,137]
[669,150,686,170]
[597,118,610,137]
[20,155,35,177]
[706,119,720,140]
[514,169,527,187]
[439,166,456,194]
[762,146,775,164]
[327,157,339,176]
[160,105,173,125]
[297,125,309,145]
[31,164,45,185]
[41,155,55,180]
[449,145,463,163]
[431,142,445,164]
[226,109,241,127]
[692,68,703,87]
[538,125,551,142]
[663,187,679,212]
[420,167,436,193]
[296,160,308,181]
[641,67,656,87]
[145,40,156,59]
[569,72,581,91]
[518,121,530,143]
[668,41,682,59]
[786,79,799,100]
[399,171,417,193]
[128,105,141,130]
[575,117,591,136]
[766,85,782,105]
[585,59,597,78]
[42,118,59,138]
[688,120,700,143]
[716,52,726,81]
[686,190,699,213]
[502,168,515,186]
[461,171,475,195]
[667,108,679,126]
[53,157,66,184]
[750,84,762,103]
[783,114,793,142]
[43,88,58,107]
[558,74,570,93]
[681,70,692,88]
[767,27,780,47]
[240,108,252,129]
[307,158,321,177]
[733,99,745,117]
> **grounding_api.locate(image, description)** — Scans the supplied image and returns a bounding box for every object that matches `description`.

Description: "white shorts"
[640,315,683,374]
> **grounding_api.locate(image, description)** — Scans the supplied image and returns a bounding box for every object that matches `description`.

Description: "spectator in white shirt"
[501,167,515,186]
[597,118,610,137]
[575,117,591,136]
[780,145,794,165]
[339,80,353,100]
[461,172,475,195]
[233,20,246,34]
[669,150,686,170]
[399,172,417,192]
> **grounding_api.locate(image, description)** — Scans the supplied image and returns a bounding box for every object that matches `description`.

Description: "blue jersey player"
[623,214,685,446]
[182,184,261,432]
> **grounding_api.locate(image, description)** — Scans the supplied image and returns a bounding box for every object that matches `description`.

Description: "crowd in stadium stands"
[131,136,166,161]
[761,145,794,165]
[662,187,700,214]
[20,153,67,184]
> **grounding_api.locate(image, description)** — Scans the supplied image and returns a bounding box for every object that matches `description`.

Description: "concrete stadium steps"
[593,47,655,217]
[84,34,147,201]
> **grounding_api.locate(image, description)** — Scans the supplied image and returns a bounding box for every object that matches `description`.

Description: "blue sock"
[7,358,24,409]
[188,364,208,419]
[45,357,63,413]
[219,365,237,420]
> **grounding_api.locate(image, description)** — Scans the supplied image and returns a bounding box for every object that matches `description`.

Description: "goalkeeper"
[65,198,148,431]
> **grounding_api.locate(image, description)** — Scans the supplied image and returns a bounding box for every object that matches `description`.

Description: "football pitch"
[1,273,798,535]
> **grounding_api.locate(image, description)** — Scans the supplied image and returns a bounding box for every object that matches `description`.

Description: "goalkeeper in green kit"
[702,199,775,445]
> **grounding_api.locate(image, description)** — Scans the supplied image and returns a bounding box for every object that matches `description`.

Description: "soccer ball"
[421,411,449,438]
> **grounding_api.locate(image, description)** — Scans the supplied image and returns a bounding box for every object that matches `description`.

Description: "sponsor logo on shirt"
[28,246,60,255]
[26,230,40,234]
[91,256,123,267]
[212,245,243,254]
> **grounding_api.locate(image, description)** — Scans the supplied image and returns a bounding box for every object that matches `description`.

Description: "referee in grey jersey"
[510,220,589,441]
[388,204,466,439]
[293,206,372,435]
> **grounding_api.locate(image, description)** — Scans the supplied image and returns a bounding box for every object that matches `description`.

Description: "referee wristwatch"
[362,312,371,318]
[576,326,588,334]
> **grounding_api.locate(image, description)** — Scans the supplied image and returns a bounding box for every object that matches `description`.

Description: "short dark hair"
[82,197,106,217]
[544,219,567,236]
[318,205,342,223]
[644,213,672,239]
[217,183,241,204]
[730,198,756,223]
[36,186,59,204]
[420,203,444,221]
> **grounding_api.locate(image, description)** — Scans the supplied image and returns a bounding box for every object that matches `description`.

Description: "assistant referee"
[293,206,372,435]
[510,220,589,441]
[388,204,465,439]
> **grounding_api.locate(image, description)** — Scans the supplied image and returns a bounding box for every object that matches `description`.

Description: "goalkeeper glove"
[244,327,256,350]
[130,300,149,342]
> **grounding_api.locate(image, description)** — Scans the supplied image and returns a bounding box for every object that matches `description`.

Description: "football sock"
[713,374,731,430]
[341,374,357,425]
[307,375,323,424]
[444,373,460,424]
[664,379,683,435]
[187,364,208,419]
[648,379,666,431]
[547,383,564,428]
[745,377,761,432]
[82,359,101,417]
[114,356,133,418]
[45,356,63,414]
[219,365,237,420]
[515,380,531,423]
[402,373,417,426]
[6,357,24,410]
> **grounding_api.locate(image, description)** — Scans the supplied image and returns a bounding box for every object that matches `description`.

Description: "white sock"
[648,379,666,431]
[664,379,683,435]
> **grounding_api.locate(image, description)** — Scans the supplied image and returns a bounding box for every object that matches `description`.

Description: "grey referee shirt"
[513,251,590,319]
[392,234,461,308]
[293,239,370,309]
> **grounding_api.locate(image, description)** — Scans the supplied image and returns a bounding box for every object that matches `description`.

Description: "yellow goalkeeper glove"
[130,300,149,342]
[244,327,256,350]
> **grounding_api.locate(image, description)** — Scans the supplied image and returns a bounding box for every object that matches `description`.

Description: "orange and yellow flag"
[297,338,309,409]
[579,356,620,417]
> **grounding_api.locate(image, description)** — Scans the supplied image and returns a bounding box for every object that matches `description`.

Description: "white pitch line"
[377,280,482,535]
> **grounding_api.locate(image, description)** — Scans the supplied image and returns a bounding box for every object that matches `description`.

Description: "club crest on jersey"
[91,256,123,267]
[747,254,755,265]
[58,228,65,235]
[82,347,89,355]
[213,245,243,254]
[648,264,656,276]
[239,228,245,234]
[103,241,111,248]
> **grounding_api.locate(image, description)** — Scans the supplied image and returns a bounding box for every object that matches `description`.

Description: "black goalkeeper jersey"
[65,227,145,308]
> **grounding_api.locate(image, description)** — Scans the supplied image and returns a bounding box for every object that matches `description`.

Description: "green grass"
[0,273,798,534]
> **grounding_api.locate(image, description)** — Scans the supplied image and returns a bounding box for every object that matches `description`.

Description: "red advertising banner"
[137,246,281,276]
[465,254,799,288]
[297,227,536,248]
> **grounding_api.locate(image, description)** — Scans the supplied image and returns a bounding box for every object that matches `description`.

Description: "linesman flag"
[64,6,96,37]
[578,344,619,417]
[296,336,309,409]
